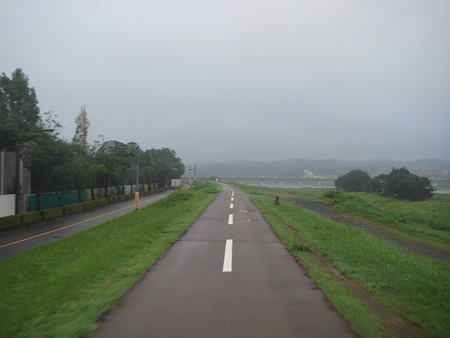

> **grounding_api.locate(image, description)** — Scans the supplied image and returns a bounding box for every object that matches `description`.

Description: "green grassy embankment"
[319,190,450,250]
[235,184,450,250]
[0,182,220,338]
[247,191,450,337]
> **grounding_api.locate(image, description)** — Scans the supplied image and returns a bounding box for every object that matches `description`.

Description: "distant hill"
[188,159,450,179]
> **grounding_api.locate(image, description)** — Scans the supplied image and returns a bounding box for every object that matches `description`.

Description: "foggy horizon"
[1,1,449,164]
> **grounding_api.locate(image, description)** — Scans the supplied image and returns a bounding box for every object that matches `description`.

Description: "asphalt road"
[0,190,172,260]
[91,184,357,337]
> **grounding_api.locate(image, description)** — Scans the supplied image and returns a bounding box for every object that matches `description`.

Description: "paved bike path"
[91,185,356,337]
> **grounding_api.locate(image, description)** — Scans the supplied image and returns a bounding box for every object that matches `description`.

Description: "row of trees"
[335,168,434,201]
[1,68,185,204]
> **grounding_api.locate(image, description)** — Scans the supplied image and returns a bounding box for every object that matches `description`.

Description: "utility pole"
[14,141,39,214]
[0,150,4,195]
[15,153,22,214]
[136,153,140,193]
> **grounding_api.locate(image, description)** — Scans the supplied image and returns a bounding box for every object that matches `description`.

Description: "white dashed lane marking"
[223,239,233,272]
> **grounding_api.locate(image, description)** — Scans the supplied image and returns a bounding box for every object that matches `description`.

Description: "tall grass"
[236,184,450,249]
[234,184,324,200]
[251,195,450,337]
[0,183,219,337]
[320,190,450,249]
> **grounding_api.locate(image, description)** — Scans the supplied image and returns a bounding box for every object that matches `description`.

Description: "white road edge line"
[228,214,233,225]
[223,239,233,272]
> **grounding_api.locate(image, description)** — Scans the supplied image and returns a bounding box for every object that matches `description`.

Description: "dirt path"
[288,198,450,264]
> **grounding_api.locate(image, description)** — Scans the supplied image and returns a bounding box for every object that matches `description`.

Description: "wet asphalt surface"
[90,185,357,338]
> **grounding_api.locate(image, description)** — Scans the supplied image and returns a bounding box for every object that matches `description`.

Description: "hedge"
[97,198,110,207]
[0,214,22,231]
[41,207,64,220]
[83,200,99,210]
[22,211,42,226]
[63,203,84,215]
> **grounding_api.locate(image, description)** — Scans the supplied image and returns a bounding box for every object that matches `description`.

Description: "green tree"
[373,167,434,201]
[0,68,41,151]
[72,105,90,152]
[92,141,133,197]
[27,134,78,209]
[379,167,411,197]
[335,169,373,192]
[395,174,434,201]
[144,148,185,188]
[71,143,93,201]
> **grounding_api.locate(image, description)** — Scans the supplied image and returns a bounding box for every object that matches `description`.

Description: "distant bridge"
[219,176,450,193]
[219,177,335,188]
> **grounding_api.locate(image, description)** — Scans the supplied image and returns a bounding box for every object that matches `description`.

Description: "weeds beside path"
[250,195,450,337]
[288,197,450,264]
[233,185,450,337]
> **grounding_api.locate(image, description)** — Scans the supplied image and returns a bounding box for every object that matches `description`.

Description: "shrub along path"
[287,197,450,264]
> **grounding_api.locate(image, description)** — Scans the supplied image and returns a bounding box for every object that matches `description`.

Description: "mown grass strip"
[250,195,450,337]
[0,182,221,338]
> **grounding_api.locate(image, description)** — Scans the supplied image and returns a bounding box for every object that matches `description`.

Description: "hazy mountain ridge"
[190,159,450,179]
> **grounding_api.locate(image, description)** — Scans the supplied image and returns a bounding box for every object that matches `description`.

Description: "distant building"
[303,170,314,178]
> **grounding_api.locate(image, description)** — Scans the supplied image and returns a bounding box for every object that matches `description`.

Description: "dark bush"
[395,174,434,201]
[335,167,434,201]
[335,170,373,192]
[373,167,434,201]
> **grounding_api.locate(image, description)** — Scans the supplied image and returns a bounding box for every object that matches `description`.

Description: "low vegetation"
[0,183,220,337]
[249,194,450,337]
[335,168,434,201]
[234,184,450,336]
[236,184,450,250]
[320,189,450,250]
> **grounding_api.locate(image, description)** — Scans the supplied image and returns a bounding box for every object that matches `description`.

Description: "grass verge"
[235,184,450,251]
[250,195,450,337]
[319,190,450,250]
[0,182,220,337]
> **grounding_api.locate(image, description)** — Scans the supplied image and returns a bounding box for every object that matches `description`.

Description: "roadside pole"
[135,192,140,210]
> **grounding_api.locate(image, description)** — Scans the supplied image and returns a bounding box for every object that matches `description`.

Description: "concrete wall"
[0,194,15,217]
[0,150,31,195]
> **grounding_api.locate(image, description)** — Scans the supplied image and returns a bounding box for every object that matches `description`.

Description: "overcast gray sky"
[1,0,449,163]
